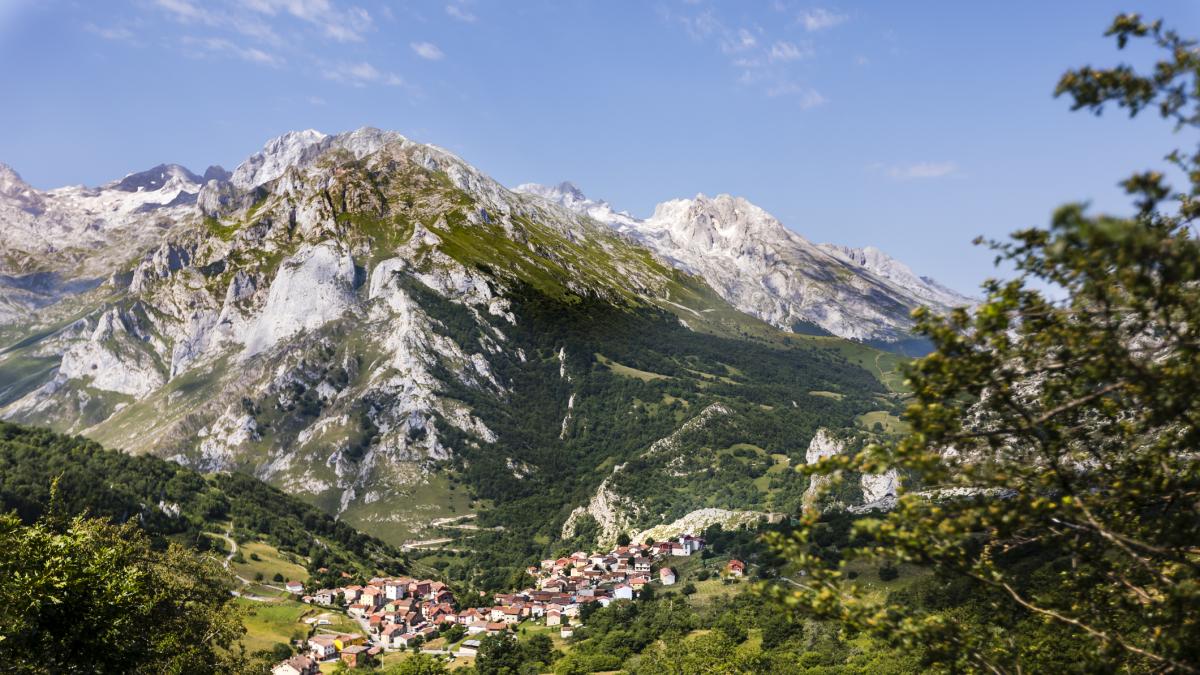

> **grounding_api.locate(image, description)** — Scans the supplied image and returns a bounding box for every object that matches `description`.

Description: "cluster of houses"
[301,576,457,655]
[272,535,731,671]
[489,534,710,637]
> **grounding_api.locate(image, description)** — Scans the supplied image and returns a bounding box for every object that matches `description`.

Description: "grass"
[856,410,908,434]
[231,540,309,585]
[808,390,845,400]
[237,598,314,654]
[339,472,479,547]
[595,353,670,382]
[0,354,58,407]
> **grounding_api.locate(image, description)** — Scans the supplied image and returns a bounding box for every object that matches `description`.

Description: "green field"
[856,410,908,434]
[237,599,314,654]
[595,352,671,381]
[231,540,310,585]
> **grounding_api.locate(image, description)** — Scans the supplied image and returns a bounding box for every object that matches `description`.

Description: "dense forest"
[0,422,408,581]
[402,277,892,588]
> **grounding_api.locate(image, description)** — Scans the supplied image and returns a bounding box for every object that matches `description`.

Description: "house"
[396,632,419,648]
[340,644,370,669]
[381,625,406,648]
[560,624,575,639]
[307,635,337,660]
[613,584,633,601]
[634,557,652,573]
[725,559,746,578]
[360,587,384,608]
[333,633,365,652]
[545,609,562,626]
[459,639,482,656]
[458,608,485,625]
[679,534,705,554]
[383,579,406,600]
[312,589,337,606]
[485,621,508,635]
[341,586,362,604]
[272,655,319,675]
[659,567,676,585]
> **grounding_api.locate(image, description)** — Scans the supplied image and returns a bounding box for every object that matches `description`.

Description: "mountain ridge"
[515,180,974,342]
[0,127,912,586]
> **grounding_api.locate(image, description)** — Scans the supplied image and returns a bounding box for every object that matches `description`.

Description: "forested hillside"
[0,422,408,582]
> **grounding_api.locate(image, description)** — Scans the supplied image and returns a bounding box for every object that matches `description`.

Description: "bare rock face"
[802,428,845,507]
[242,241,357,356]
[58,308,165,398]
[561,471,642,548]
[516,183,973,343]
[632,508,778,544]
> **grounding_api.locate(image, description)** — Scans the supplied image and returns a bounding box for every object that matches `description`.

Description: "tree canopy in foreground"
[772,13,1200,674]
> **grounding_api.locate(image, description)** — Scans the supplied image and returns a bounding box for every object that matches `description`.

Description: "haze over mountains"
[0,127,967,550]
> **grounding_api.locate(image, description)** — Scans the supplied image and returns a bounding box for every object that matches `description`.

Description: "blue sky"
[0,1,1196,294]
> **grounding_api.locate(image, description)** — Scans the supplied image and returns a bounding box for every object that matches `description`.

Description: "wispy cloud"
[322,61,404,87]
[719,27,757,54]
[410,41,444,61]
[668,3,823,108]
[85,23,135,41]
[152,0,372,43]
[240,0,373,42]
[180,36,284,66]
[873,161,960,180]
[445,1,477,23]
[799,8,846,32]
[768,40,811,63]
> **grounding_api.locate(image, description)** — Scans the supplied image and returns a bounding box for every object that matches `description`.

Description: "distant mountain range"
[0,128,963,575]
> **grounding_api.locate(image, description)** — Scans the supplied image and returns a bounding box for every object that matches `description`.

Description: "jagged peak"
[0,162,32,194]
[110,164,202,193]
[645,192,796,245]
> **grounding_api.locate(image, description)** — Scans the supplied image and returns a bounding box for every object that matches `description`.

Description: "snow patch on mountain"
[515,182,973,342]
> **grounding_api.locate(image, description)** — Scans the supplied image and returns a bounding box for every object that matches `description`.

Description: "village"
[270,533,747,673]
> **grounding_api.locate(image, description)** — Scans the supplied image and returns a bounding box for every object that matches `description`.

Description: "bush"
[877,565,899,582]
[273,572,284,582]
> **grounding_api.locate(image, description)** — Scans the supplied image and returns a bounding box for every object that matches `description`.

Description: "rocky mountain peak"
[111,164,202,193]
[646,193,796,249]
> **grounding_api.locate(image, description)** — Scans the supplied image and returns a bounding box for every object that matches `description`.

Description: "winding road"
[213,527,282,602]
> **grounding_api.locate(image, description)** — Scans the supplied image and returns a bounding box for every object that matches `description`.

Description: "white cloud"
[719,27,758,54]
[765,82,827,108]
[180,36,284,66]
[797,88,827,109]
[85,23,135,41]
[322,61,404,87]
[768,40,811,63]
[153,0,371,43]
[240,0,373,42]
[445,2,476,22]
[799,8,846,32]
[411,41,444,60]
[154,0,210,22]
[876,161,960,180]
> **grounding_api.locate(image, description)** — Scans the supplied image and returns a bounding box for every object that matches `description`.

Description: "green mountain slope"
[0,422,408,585]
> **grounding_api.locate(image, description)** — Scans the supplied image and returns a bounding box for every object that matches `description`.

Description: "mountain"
[0,127,920,587]
[514,182,974,342]
[0,160,226,324]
